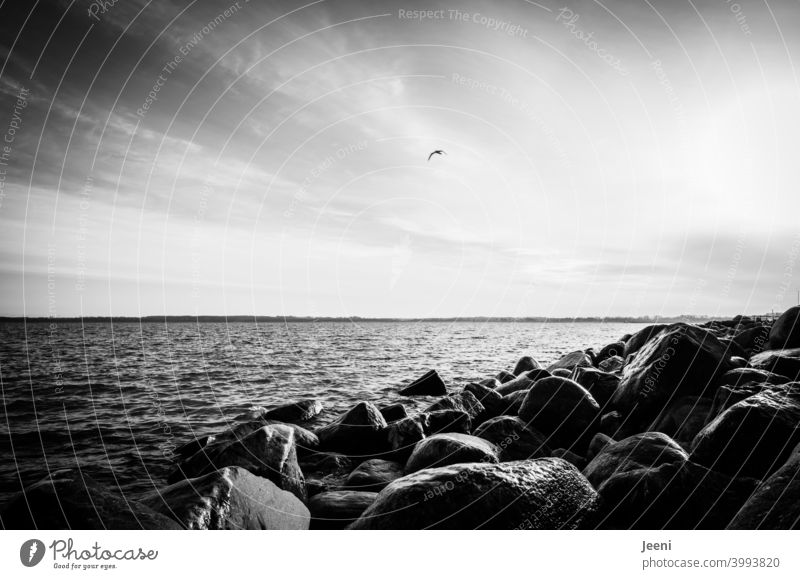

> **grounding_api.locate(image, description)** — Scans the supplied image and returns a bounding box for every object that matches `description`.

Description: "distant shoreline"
[0,314,770,324]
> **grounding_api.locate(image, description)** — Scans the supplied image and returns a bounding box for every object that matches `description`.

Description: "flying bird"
[427,149,446,161]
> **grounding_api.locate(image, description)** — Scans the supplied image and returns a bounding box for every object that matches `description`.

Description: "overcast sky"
[1,0,799,318]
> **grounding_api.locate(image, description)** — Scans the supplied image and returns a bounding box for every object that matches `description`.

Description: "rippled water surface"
[0,320,645,504]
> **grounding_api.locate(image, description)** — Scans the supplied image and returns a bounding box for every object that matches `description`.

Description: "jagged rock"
[345,459,405,492]
[583,432,688,489]
[309,491,378,529]
[424,391,485,422]
[513,355,541,375]
[611,324,733,433]
[141,467,309,529]
[399,369,447,396]
[768,306,800,349]
[598,355,624,374]
[728,442,800,529]
[379,403,408,423]
[315,401,388,454]
[570,367,620,407]
[405,433,499,473]
[546,351,593,373]
[472,416,550,461]
[0,469,181,530]
[349,458,598,530]
[300,452,353,497]
[518,376,600,450]
[749,348,800,381]
[593,460,759,529]
[691,386,800,479]
[263,399,323,423]
[169,424,306,501]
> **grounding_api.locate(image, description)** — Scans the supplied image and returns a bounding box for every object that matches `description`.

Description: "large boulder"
[263,399,323,423]
[405,433,499,473]
[315,401,388,454]
[345,459,405,492]
[582,432,688,489]
[749,348,800,381]
[623,324,669,358]
[728,442,800,529]
[708,381,788,422]
[768,306,800,349]
[651,396,714,447]
[691,386,800,479]
[349,458,598,530]
[473,416,551,461]
[424,391,485,423]
[309,491,378,529]
[300,452,353,497]
[0,470,181,530]
[570,367,620,407]
[169,424,306,501]
[513,355,541,375]
[593,460,759,529]
[142,467,309,529]
[518,376,600,450]
[399,369,447,396]
[611,324,733,433]
[546,351,593,373]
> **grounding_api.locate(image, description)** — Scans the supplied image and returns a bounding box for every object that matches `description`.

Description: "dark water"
[0,320,643,505]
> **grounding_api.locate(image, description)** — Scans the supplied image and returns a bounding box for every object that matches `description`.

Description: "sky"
[1,0,799,318]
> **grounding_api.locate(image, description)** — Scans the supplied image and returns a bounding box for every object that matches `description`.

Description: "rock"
[717,367,789,388]
[546,351,593,373]
[570,367,620,407]
[518,376,600,450]
[732,325,771,356]
[583,432,688,489]
[718,337,748,360]
[728,442,800,529]
[598,411,623,437]
[175,436,213,461]
[141,467,309,529]
[478,377,501,388]
[463,382,505,417]
[513,355,541,375]
[349,458,598,530]
[729,356,748,368]
[623,324,669,358]
[551,369,572,378]
[495,370,516,384]
[169,424,306,500]
[424,391,485,422]
[399,369,447,396]
[594,460,759,529]
[596,341,626,363]
[551,448,587,470]
[495,369,549,396]
[379,403,408,423]
[586,433,615,461]
[691,387,800,479]
[707,376,790,421]
[424,410,472,435]
[749,348,800,380]
[345,459,405,492]
[651,396,713,447]
[472,416,550,461]
[768,306,800,349]
[309,491,378,529]
[263,399,323,423]
[315,401,388,454]
[598,355,624,374]
[385,416,427,459]
[405,433,500,473]
[500,390,527,416]
[300,452,353,497]
[0,469,181,530]
[611,324,733,433]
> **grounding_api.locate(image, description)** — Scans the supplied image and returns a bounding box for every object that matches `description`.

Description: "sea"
[0,320,645,505]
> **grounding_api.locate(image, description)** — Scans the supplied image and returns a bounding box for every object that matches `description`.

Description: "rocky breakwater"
[4,312,800,529]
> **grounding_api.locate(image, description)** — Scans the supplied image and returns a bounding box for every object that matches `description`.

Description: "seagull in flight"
[427,149,446,161]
